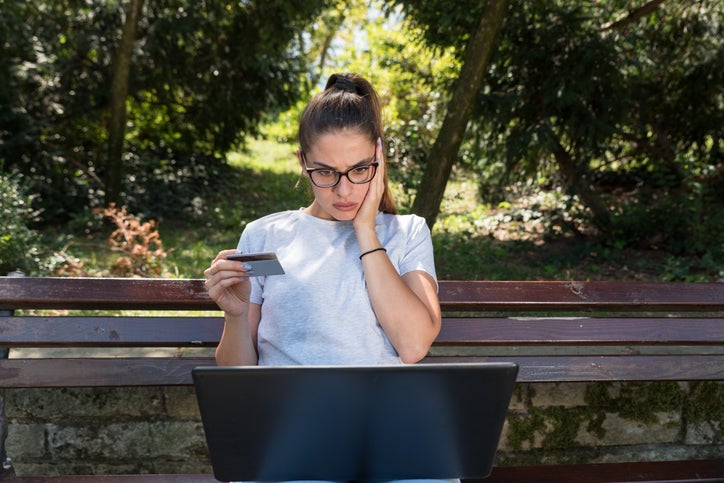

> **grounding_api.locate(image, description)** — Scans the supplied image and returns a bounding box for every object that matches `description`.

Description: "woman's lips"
[333,202,358,212]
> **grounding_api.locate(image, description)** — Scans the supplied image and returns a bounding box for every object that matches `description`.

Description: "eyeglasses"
[301,151,379,188]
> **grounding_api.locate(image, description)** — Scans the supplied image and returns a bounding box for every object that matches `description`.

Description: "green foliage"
[0,0,332,222]
[432,232,536,281]
[33,139,721,281]
[0,172,43,275]
[389,0,485,54]
[371,21,459,204]
[471,0,722,255]
[261,0,721,272]
[0,1,112,220]
[121,150,229,219]
[138,0,330,153]
[2,0,721,274]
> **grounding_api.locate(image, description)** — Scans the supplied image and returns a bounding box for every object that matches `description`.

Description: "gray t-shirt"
[236,209,437,366]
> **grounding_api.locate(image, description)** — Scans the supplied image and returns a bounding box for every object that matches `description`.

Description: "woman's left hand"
[353,137,385,233]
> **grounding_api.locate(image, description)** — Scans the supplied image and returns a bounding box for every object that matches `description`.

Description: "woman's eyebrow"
[307,160,335,169]
[354,153,377,166]
[309,153,375,169]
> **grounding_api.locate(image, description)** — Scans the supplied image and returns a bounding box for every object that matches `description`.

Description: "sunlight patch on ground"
[226,138,299,174]
[436,170,586,246]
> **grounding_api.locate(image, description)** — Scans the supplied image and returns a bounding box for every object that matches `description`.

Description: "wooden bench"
[1,276,722,482]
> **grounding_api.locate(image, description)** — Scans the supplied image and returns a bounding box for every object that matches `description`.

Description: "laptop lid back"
[192,363,518,482]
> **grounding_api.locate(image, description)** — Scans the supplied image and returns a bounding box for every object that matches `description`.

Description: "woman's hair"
[298,73,397,214]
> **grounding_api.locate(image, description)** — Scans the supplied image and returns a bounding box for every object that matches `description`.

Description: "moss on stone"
[509,382,691,453]
[506,406,590,452]
[584,409,607,440]
[506,409,546,451]
[540,406,587,449]
[685,381,724,425]
[584,381,685,424]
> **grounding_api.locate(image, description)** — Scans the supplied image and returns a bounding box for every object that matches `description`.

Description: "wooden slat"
[436,317,724,345]
[1,278,723,312]
[421,355,724,382]
[0,316,223,347]
[481,458,724,482]
[3,458,723,482]
[438,280,724,312]
[0,277,214,311]
[4,476,216,483]
[0,358,215,388]
[2,354,723,388]
[2,316,722,347]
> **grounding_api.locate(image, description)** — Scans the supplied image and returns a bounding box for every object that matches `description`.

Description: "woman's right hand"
[203,249,254,316]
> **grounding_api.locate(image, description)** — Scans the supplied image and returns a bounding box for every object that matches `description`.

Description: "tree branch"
[600,0,667,31]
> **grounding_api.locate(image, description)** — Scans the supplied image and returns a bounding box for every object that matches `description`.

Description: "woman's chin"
[304,203,358,221]
[331,211,357,222]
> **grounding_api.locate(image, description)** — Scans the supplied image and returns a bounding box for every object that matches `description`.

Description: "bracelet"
[359,247,387,260]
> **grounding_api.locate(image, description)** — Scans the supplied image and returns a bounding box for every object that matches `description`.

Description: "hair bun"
[332,75,357,93]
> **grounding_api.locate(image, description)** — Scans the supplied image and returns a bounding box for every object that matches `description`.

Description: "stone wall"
[5,387,210,476]
[4,382,723,476]
[497,381,723,466]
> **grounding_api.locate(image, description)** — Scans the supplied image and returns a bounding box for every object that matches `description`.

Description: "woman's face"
[300,130,377,221]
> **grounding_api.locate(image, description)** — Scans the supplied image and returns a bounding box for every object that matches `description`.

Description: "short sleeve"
[398,216,437,290]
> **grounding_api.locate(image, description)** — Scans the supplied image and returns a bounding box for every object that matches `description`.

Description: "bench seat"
[1,277,722,481]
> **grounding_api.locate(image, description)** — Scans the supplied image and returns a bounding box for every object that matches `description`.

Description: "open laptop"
[192,362,518,482]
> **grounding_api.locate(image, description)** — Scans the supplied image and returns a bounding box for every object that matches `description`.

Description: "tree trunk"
[412,0,510,229]
[105,0,145,207]
[543,125,612,232]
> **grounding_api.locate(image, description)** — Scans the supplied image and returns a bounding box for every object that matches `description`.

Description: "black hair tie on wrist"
[359,247,387,260]
[333,76,356,93]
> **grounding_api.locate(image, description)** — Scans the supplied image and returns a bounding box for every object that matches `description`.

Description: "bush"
[101,204,170,277]
[112,150,229,221]
[607,181,724,280]
[0,172,43,275]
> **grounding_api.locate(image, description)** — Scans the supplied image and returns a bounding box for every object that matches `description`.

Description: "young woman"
[204,73,456,483]
[204,72,441,368]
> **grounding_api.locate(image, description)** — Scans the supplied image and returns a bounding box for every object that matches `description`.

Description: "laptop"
[192,362,518,482]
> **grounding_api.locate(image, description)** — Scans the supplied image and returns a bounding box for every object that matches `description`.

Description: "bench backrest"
[1,277,722,387]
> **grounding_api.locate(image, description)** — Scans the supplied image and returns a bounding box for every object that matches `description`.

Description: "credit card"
[226,252,285,277]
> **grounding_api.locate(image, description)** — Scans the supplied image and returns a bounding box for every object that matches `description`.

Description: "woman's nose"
[333,174,355,195]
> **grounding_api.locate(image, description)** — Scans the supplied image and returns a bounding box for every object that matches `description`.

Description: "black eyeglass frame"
[301,151,379,188]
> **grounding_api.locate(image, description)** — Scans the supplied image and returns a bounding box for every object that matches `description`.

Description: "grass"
[47,138,720,282]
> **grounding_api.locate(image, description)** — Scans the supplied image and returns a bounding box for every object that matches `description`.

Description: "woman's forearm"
[214,309,259,366]
[361,251,442,363]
